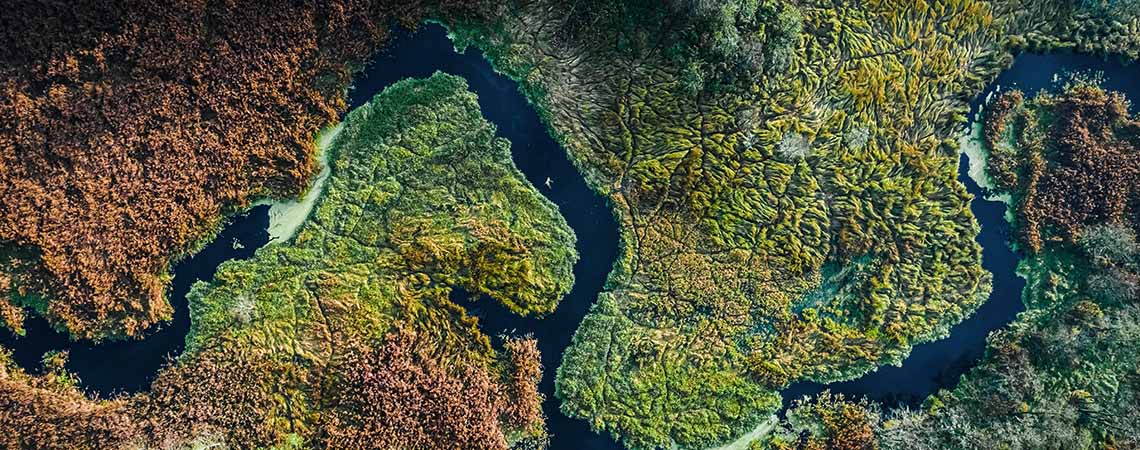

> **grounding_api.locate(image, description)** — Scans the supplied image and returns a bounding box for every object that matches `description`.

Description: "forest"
[0,0,506,340]
[3,0,1140,449]
[0,73,576,450]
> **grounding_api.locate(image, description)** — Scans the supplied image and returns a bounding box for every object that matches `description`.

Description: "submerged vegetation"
[1,73,577,449]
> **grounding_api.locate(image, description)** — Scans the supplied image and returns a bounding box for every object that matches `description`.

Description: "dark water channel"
[0,206,269,395]
[353,25,623,450]
[3,21,1138,450]
[784,52,1140,410]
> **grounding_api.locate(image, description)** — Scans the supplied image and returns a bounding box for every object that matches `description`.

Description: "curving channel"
[3,22,1138,450]
[355,25,623,450]
[0,206,270,395]
[784,51,1140,409]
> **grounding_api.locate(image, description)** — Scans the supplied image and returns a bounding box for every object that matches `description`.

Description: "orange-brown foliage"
[316,329,512,450]
[986,86,1140,252]
[0,0,400,339]
[132,349,292,448]
[501,337,544,431]
[779,392,878,450]
[0,358,135,450]
[0,0,506,339]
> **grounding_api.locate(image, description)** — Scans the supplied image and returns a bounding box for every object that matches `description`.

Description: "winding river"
[784,51,1140,409]
[0,206,270,395]
[2,22,1138,450]
[352,25,623,450]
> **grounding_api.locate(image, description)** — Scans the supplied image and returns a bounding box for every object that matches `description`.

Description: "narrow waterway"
[355,24,624,450]
[3,20,1136,450]
[783,153,1025,407]
[0,206,269,395]
[783,51,1140,409]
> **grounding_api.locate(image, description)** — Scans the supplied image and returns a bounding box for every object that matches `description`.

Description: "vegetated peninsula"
[4,1,1140,450]
[760,81,1140,450]
[0,0,502,340]
[0,73,577,450]
[437,0,1140,447]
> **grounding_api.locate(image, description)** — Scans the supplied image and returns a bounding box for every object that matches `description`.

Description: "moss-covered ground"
[1,72,577,450]
[762,81,1140,450]
[435,1,1140,448]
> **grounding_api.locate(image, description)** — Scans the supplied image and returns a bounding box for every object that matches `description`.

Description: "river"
[355,25,623,450]
[783,51,1140,410]
[0,206,270,395]
[1,22,1136,450]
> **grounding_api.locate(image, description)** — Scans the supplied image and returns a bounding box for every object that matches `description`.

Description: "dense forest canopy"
[2,0,1140,449]
[0,0,503,340]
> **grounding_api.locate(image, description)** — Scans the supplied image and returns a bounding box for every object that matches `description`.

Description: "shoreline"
[958,90,1014,209]
[255,122,344,244]
[702,415,777,450]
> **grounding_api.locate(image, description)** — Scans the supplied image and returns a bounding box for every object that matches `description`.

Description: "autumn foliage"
[131,349,292,448]
[501,337,544,432]
[768,392,879,450]
[0,0,507,340]
[316,330,535,450]
[0,351,134,450]
[0,0,391,338]
[985,85,1140,252]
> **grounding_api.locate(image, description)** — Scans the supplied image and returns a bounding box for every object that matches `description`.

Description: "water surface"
[783,51,1139,409]
[0,206,269,395]
[357,24,623,450]
[3,24,1136,450]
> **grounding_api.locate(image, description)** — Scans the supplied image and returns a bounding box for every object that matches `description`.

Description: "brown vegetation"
[1,0,382,339]
[131,349,292,448]
[985,85,1140,252]
[316,330,517,450]
[501,337,544,432]
[0,0,504,340]
[767,392,879,450]
[0,351,134,450]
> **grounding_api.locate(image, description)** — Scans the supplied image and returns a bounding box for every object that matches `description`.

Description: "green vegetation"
[763,392,879,450]
[167,72,575,448]
[995,0,1140,58]
[874,82,1140,450]
[446,1,1005,447]
[186,72,576,354]
[1,72,577,450]
[763,82,1140,450]
[545,0,804,93]
[439,0,1140,447]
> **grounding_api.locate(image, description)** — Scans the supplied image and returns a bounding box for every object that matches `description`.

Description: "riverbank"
[256,123,344,244]
[958,90,1014,208]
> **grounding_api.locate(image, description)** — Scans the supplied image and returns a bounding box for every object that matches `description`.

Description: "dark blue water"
[355,25,623,450]
[3,22,1135,449]
[0,206,269,396]
[783,155,1024,408]
[783,51,1139,409]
